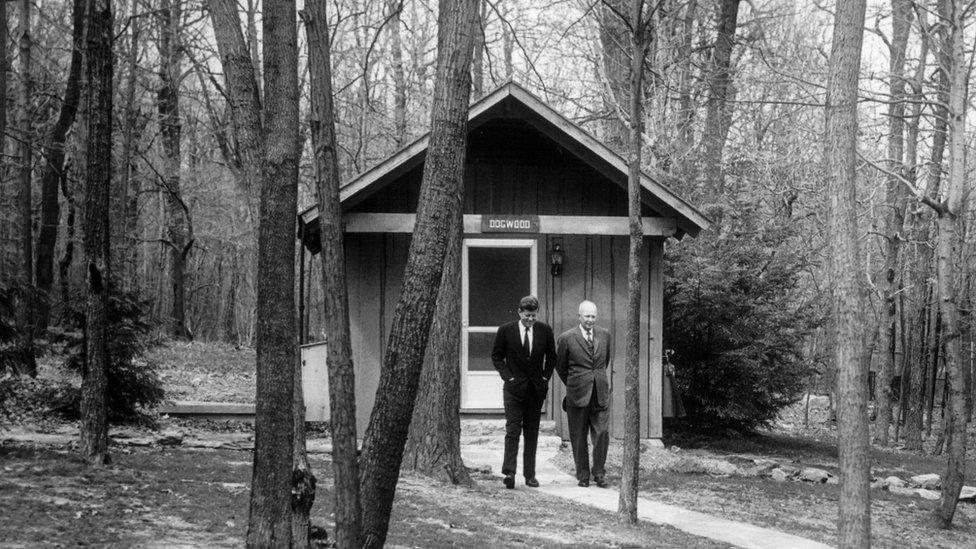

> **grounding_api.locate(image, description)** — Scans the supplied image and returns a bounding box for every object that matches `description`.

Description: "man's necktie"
[523,328,531,356]
[585,330,594,353]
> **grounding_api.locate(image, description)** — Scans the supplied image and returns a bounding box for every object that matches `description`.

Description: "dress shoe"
[503,474,515,489]
[578,479,589,487]
[594,477,607,488]
[525,478,539,488]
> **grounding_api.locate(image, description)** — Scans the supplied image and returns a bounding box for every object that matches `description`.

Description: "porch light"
[550,242,564,277]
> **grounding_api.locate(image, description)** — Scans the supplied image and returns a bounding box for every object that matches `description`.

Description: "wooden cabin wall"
[543,234,661,439]
[349,120,658,218]
[341,232,663,439]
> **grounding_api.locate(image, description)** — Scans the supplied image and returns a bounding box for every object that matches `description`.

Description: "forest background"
[0,0,973,481]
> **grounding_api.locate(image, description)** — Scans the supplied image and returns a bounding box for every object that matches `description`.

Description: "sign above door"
[481,215,540,233]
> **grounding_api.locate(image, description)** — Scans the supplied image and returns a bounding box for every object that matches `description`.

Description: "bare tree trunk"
[403,204,471,485]
[933,0,968,527]
[875,0,912,447]
[158,0,190,339]
[618,0,652,524]
[246,0,299,544]
[825,0,871,546]
[117,0,143,291]
[305,1,362,546]
[35,0,85,330]
[701,0,740,197]
[674,0,697,176]
[0,0,6,284]
[471,0,486,99]
[501,1,513,78]
[291,350,315,547]
[208,0,263,217]
[901,11,931,452]
[246,0,263,104]
[10,0,37,377]
[79,0,113,467]
[387,0,407,146]
[358,1,479,545]
[16,0,32,288]
[598,0,629,150]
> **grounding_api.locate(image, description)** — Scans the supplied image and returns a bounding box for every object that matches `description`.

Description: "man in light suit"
[491,295,557,489]
[556,300,611,487]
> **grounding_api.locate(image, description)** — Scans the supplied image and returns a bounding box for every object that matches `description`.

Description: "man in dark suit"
[491,295,557,489]
[556,300,612,487]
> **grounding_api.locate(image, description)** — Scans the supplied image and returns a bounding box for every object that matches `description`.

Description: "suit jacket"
[491,321,557,397]
[556,325,612,408]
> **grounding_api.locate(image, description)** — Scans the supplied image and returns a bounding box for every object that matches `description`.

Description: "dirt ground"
[0,436,724,548]
[5,340,975,547]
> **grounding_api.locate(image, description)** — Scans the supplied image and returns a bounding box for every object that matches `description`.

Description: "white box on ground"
[301,342,330,422]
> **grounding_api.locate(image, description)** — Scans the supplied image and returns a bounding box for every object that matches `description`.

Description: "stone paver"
[460,432,833,549]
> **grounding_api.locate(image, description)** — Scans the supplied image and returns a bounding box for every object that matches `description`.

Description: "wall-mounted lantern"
[550,242,565,277]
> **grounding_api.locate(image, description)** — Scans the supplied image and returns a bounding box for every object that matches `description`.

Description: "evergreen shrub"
[664,202,821,431]
[55,292,165,421]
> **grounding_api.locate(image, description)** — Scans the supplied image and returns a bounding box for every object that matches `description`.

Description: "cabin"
[296,82,709,441]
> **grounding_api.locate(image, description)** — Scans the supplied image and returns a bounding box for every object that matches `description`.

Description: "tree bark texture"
[598,0,630,150]
[305,1,363,546]
[387,0,408,146]
[900,9,931,451]
[16,0,32,287]
[34,0,84,329]
[158,0,190,339]
[825,1,871,546]
[292,351,315,547]
[934,0,969,527]
[874,0,912,447]
[79,0,113,467]
[702,0,740,197]
[208,0,263,218]
[0,0,7,285]
[471,0,486,99]
[245,0,299,545]
[403,204,471,486]
[358,1,479,545]
[618,0,651,523]
[117,0,143,291]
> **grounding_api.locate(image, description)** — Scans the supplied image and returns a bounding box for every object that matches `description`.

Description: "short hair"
[518,295,539,312]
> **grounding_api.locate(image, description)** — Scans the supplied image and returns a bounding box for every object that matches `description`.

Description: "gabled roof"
[303,81,709,238]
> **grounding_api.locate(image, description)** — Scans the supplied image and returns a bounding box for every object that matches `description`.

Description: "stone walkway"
[460,432,833,549]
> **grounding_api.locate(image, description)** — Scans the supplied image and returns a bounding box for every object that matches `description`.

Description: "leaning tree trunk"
[245,0,300,545]
[933,0,969,528]
[305,1,362,546]
[35,0,84,330]
[825,0,871,547]
[403,203,471,486]
[208,0,263,218]
[618,0,652,524]
[358,1,479,546]
[79,0,113,467]
[875,0,912,447]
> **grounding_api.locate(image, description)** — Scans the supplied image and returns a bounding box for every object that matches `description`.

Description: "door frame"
[460,238,538,410]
